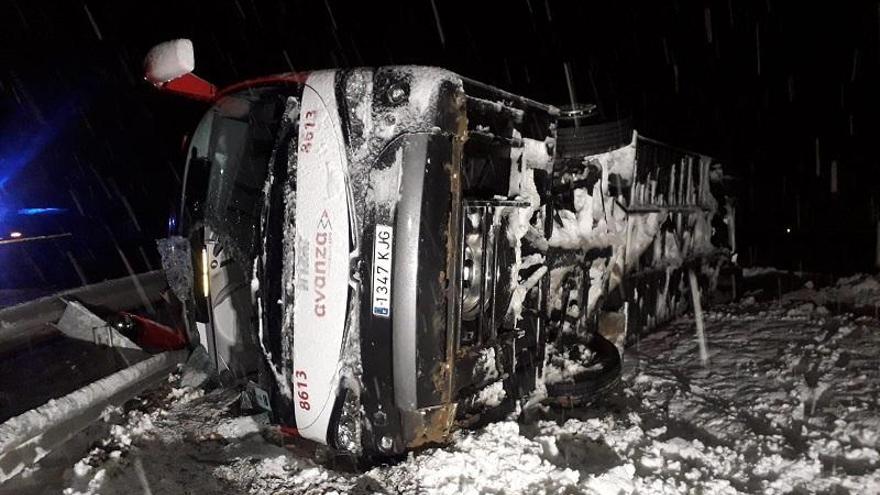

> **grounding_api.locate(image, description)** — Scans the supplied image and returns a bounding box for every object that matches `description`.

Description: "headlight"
[201,246,209,299]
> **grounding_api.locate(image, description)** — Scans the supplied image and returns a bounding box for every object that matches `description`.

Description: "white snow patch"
[48,276,880,495]
[474,381,506,408]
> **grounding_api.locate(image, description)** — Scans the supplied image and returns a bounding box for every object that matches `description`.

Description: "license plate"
[372,225,393,317]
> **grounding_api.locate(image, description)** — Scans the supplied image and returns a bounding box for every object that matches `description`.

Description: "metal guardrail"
[0,350,187,483]
[0,270,186,484]
[0,270,168,354]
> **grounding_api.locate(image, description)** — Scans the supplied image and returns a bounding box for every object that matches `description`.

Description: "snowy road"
[28,297,880,494]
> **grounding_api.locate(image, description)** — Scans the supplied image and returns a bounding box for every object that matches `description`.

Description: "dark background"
[1,0,878,291]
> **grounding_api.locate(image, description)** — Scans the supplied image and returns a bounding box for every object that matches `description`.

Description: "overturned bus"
[147,40,735,457]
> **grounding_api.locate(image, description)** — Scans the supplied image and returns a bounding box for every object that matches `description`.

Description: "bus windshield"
[184,88,291,262]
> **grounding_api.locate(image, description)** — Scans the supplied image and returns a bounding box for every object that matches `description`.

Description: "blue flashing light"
[0,97,79,192]
[16,207,66,216]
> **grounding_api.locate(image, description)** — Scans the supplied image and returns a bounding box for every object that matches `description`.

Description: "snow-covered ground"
[18,289,880,494]
[782,273,880,313]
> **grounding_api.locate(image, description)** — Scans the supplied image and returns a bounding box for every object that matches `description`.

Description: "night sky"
[1,0,878,289]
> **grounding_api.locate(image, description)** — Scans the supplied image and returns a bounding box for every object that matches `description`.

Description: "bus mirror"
[144,39,195,84]
[144,39,217,101]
